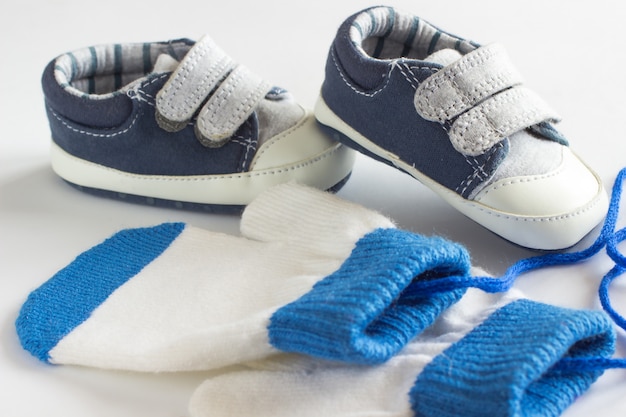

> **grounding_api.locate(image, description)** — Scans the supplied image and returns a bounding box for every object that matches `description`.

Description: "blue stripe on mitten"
[16,223,185,363]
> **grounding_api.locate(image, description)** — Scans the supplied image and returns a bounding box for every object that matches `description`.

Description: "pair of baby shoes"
[42,6,607,249]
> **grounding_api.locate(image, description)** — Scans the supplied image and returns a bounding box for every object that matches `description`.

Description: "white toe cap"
[469,147,608,249]
[475,147,601,216]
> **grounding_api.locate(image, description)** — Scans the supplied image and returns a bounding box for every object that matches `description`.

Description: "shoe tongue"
[152,53,180,73]
[424,48,463,66]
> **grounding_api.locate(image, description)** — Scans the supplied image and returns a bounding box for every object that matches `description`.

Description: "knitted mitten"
[16,183,469,372]
[188,288,615,417]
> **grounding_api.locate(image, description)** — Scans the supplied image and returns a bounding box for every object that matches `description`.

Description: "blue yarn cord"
[407,167,626,371]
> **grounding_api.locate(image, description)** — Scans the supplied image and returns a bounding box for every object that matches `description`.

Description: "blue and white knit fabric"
[15,183,619,416]
[188,287,614,417]
[16,183,470,372]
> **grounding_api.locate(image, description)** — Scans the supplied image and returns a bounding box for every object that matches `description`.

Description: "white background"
[1,0,625,415]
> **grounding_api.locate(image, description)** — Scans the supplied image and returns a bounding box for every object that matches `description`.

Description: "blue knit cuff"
[268,228,470,364]
[410,299,616,417]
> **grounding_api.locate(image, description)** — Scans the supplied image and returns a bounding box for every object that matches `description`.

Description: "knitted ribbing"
[269,227,469,364]
[410,299,616,417]
[241,182,396,259]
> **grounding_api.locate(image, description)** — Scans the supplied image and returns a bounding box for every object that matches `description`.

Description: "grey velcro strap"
[415,43,524,122]
[449,86,560,156]
[195,65,272,147]
[155,35,235,132]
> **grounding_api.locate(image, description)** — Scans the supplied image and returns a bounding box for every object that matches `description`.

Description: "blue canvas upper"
[39,37,357,213]
[320,7,566,198]
[41,46,261,177]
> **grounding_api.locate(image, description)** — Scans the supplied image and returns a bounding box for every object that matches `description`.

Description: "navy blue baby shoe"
[315,6,608,250]
[42,35,355,212]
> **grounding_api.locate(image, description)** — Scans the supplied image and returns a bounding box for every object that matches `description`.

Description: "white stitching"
[451,87,555,155]
[416,45,506,120]
[202,67,241,122]
[157,39,234,121]
[472,194,604,222]
[456,158,480,195]
[414,43,535,149]
[64,142,345,181]
[475,157,566,199]
[49,107,140,138]
[456,142,503,195]
[230,133,256,171]
[158,39,210,116]
[128,74,169,106]
[175,56,230,117]
[471,156,491,183]
[396,63,419,90]
[198,67,243,138]
[330,47,439,98]
[225,80,268,134]
[195,65,270,143]
[330,48,393,97]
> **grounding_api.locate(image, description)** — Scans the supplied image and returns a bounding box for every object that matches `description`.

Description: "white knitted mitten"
[16,184,470,372]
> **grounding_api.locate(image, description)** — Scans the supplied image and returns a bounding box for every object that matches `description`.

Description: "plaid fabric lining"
[350,6,478,60]
[54,40,192,99]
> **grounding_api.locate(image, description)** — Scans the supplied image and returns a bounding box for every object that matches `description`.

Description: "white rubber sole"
[315,95,608,250]
[51,118,355,209]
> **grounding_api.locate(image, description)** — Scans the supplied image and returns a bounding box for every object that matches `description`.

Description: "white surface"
[1,0,625,416]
